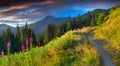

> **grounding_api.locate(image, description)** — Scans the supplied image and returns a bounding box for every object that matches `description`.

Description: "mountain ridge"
[0,8,111,34]
[28,15,69,34]
[0,24,16,34]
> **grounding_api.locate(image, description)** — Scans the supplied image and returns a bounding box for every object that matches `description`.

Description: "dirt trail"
[88,32,115,66]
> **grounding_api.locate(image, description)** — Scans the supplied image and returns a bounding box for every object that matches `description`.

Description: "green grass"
[94,7,120,66]
[0,28,102,66]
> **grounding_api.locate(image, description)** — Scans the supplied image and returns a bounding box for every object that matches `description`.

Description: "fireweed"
[7,39,11,55]
[25,37,29,46]
[30,34,33,48]
[25,37,29,51]
[21,43,26,52]
[1,50,4,56]
[7,39,11,65]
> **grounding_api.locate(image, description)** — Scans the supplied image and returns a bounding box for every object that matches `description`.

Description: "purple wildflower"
[1,50,4,55]
[30,35,33,43]
[21,44,26,52]
[7,39,11,49]
[25,37,29,46]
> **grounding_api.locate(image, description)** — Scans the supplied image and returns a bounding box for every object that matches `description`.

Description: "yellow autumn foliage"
[94,6,120,66]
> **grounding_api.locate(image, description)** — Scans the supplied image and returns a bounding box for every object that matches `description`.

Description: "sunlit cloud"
[0,16,33,27]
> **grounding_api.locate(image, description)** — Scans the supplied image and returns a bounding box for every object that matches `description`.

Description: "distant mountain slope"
[0,24,16,34]
[82,9,110,19]
[28,15,68,34]
[0,9,111,35]
[28,9,110,34]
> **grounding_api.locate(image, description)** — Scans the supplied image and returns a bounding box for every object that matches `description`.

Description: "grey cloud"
[0,0,120,27]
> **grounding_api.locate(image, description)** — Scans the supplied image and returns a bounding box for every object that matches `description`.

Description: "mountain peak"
[45,15,55,19]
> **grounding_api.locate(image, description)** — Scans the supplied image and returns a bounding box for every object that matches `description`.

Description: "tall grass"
[94,7,120,66]
[0,28,102,66]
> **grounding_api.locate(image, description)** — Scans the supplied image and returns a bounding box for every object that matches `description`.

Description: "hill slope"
[0,28,102,66]
[82,9,110,18]
[94,6,120,66]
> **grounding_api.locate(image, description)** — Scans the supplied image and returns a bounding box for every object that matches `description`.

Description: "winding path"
[88,32,115,66]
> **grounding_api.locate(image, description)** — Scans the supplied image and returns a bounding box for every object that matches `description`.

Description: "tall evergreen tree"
[16,23,20,39]
[67,15,71,31]
[62,20,67,33]
[77,14,83,28]
[96,13,106,26]
[20,22,29,43]
[44,24,52,44]
[84,12,92,26]
[71,18,77,29]
[90,19,96,26]
[15,23,21,51]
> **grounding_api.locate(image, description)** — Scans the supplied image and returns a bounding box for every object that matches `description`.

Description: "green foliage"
[83,12,92,26]
[90,19,96,26]
[76,14,83,28]
[96,13,106,26]
[43,14,84,45]
[44,23,60,44]
[0,28,102,66]
[0,23,36,53]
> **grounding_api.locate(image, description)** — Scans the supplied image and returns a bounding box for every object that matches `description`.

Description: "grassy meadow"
[0,28,102,66]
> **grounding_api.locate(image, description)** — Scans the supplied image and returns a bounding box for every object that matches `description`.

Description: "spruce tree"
[67,15,71,31]
[96,13,105,26]
[77,14,82,28]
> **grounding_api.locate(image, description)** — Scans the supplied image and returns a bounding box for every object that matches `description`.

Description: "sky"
[0,0,120,27]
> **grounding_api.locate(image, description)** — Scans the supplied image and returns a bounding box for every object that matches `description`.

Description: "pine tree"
[62,20,67,33]
[67,15,71,31]
[77,14,82,28]
[6,27,13,39]
[53,24,60,37]
[29,28,36,46]
[37,33,44,46]
[84,12,92,26]
[15,23,21,51]
[96,13,105,26]
[20,22,29,43]
[90,19,95,26]
[16,23,20,39]
[44,24,52,44]
[71,18,76,29]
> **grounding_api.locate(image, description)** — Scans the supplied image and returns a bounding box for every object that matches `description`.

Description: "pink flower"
[30,35,33,43]
[7,39,11,49]
[1,50,4,55]
[21,44,26,52]
[25,37,29,46]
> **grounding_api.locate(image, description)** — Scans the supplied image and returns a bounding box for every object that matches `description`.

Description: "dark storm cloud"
[0,0,47,7]
[0,0,120,7]
[0,0,120,27]
[0,0,119,17]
